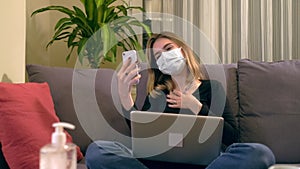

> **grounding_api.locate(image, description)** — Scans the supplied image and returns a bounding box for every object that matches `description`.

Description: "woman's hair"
[146,32,204,96]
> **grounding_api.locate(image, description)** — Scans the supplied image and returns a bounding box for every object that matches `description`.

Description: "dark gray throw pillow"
[238,59,300,163]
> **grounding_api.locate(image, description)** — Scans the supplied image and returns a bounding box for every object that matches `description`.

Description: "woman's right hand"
[117,58,141,110]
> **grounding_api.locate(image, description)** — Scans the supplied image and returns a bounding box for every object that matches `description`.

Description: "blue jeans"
[85,141,275,169]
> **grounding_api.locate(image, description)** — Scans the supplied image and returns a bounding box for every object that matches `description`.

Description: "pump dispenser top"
[51,122,75,147]
[40,122,77,169]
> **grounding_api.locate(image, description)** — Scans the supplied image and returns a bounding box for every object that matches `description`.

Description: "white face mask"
[156,48,186,75]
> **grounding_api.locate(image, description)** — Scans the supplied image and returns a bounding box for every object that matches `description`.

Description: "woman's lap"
[85,141,275,169]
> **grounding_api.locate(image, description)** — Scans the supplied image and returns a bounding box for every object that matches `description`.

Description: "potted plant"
[32,0,152,68]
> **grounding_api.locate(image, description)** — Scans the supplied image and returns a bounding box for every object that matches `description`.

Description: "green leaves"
[32,0,152,68]
[31,6,74,17]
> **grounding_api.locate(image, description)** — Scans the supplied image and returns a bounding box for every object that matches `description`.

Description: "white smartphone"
[122,50,140,84]
[122,50,137,65]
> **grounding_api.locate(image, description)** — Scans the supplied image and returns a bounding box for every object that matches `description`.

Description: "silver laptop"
[130,111,224,165]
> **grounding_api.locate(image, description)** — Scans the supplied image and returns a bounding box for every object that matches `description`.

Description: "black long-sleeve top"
[125,80,238,147]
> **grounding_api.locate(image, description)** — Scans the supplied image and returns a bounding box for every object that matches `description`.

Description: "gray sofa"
[1,59,300,168]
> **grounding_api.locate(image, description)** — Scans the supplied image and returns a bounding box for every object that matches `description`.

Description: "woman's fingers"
[167,90,181,99]
[118,61,141,92]
[118,59,139,80]
[118,58,131,75]
[172,90,182,97]
[167,90,182,107]
[123,64,139,79]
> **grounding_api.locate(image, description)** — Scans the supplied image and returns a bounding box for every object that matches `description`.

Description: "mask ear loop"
[177,47,182,53]
[178,47,187,61]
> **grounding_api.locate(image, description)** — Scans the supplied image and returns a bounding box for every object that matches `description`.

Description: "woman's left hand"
[167,90,202,114]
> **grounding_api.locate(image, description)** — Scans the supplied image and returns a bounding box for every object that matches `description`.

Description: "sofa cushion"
[202,64,238,118]
[26,64,132,153]
[0,82,83,169]
[238,59,300,163]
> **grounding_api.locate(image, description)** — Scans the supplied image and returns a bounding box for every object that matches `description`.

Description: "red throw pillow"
[0,82,83,169]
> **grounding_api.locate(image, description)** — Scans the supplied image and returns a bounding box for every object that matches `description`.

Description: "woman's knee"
[249,143,275,166]
[85,141,148,169]
[244,143,274,161]
[86,140,111,157]
[228,143,276,168]
[85,141,107,166]
[86,140,131,158]
[86,141,129,169]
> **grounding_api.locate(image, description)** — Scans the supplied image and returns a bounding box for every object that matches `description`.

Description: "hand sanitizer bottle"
[40,122,77,169]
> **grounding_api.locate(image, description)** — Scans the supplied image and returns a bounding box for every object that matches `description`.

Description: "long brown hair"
[146,32,204,97]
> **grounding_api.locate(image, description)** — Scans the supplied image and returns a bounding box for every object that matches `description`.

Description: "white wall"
[0,1,26,82]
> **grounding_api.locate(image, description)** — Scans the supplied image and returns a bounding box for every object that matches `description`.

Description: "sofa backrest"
[237,59,300,163]
[202,64,239,118]
[3,60,297,165]
[26,64,132,155]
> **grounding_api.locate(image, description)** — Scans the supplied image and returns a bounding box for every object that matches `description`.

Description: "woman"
[85,32,275,169]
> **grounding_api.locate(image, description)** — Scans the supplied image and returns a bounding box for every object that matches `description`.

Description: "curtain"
[143,0,300,63]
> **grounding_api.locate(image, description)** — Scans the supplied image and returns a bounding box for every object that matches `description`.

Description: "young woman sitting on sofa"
[85,31,276,169]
